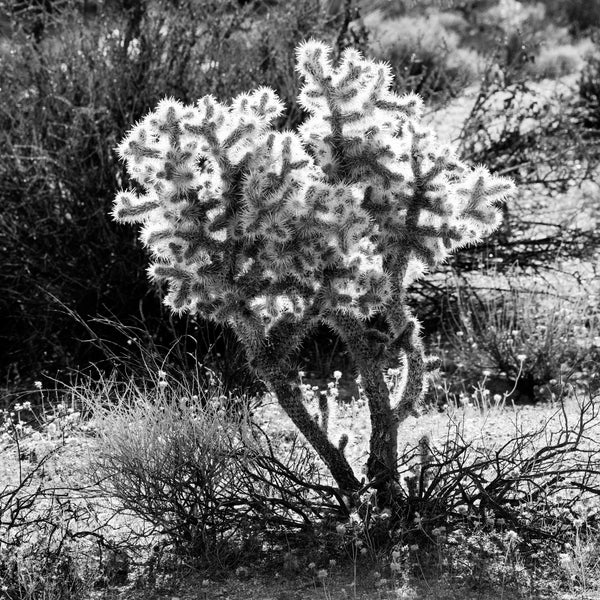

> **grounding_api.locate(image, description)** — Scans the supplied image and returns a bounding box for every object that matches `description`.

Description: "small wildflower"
[34,381,42,389]
[308,562,316,570]
[360,547,368,556]
[333,370,342,380]
[157,369,167,379]
[559,553,572,568]
[516,354,527,362]
[482,369,491,377]
[329,559,336,567]
[409,544,419,552]
[317,569,328,580]
[505,530,519,543]
[298,370,306,378]
[336,523,346,535]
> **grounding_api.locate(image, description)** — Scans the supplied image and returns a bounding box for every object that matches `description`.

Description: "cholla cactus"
[113,40,514,505]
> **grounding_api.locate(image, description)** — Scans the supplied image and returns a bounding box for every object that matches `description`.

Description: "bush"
[364,11,479,103]
[391,395,600,546]
[0,448,96,600]
[579,40,600,135]
[84,370,342,561]
[530,38,593,80]
[535,0,600,33]
[433,277,600,403]
[0,0,341,386]
[564,0,600,33]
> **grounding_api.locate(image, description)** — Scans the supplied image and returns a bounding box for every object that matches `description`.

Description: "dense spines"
[113,41,514,329]
[294,41,513,294]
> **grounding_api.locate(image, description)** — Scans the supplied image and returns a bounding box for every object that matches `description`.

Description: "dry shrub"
[579,39,600,135]
[396,394,600,547]
[364,10,478,103]
[564,0,600,33]
[434,278,600,403]
[530,38,593,80]
[83,371,346,562]
[0,450,98,600]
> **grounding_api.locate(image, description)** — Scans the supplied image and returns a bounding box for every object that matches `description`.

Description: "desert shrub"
[364,11,479,103]
[322,394,600,595]
[579,40,600,135]
[0,0,341,386]
[534,0,600,33]
[0,448,99,600]
[396,396,600,540]
[530,38,593,80]
[456,65,590,191]
[84,370,344,561]
[433,278,600,403]
[561,0,600,34]
[480,0,546,32]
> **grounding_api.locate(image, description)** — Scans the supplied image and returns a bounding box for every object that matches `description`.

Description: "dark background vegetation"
[1,0,599,400]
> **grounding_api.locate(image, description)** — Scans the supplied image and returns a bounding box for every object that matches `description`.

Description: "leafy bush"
[0,0,340,386]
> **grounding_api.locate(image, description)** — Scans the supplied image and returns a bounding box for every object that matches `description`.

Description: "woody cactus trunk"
[112,41,514,507]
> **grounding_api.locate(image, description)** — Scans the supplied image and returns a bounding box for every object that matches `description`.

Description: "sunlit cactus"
[113,40,515,508]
